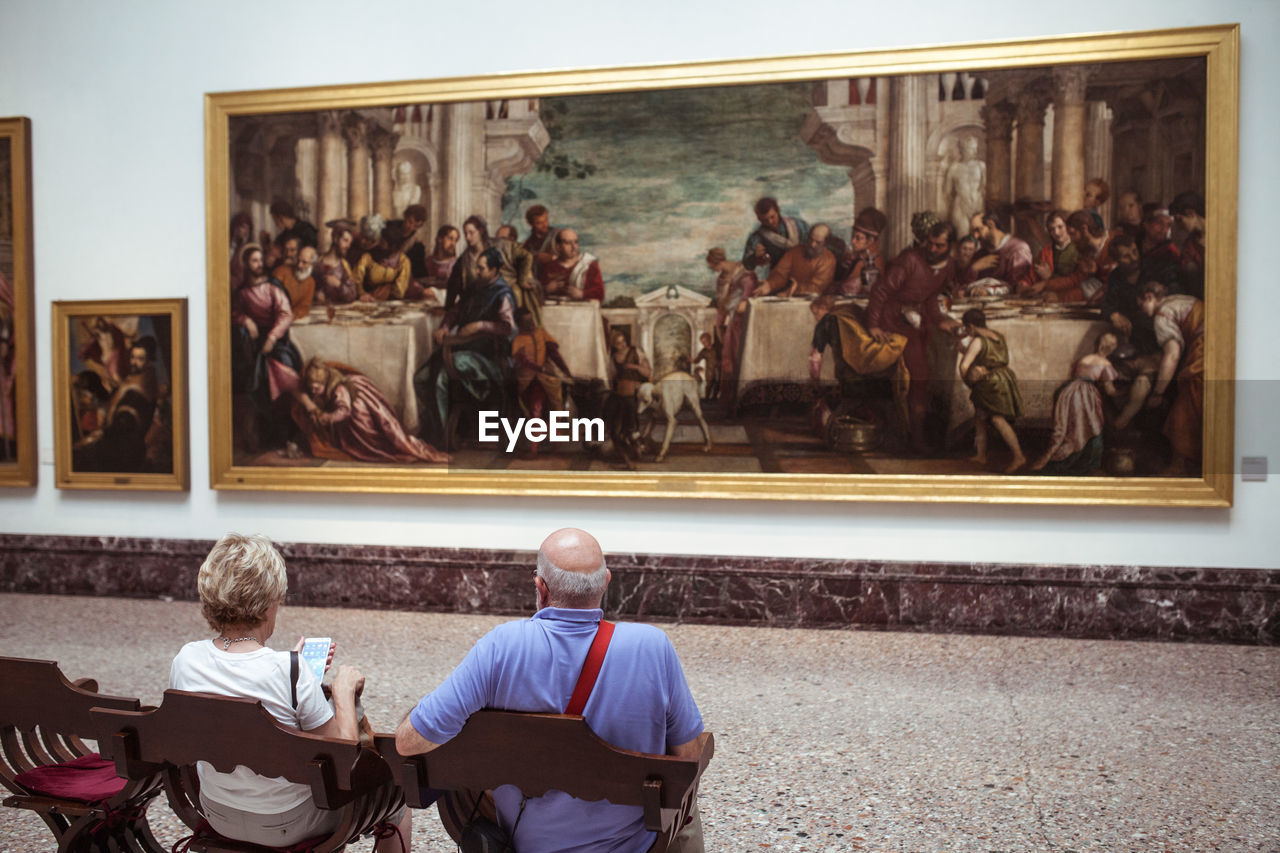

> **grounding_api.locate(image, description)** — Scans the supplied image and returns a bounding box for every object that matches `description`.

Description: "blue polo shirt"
[409,607,703,853]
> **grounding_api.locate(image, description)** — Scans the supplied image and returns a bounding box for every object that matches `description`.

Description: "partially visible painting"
[52,299,188,490]
[206,25,1237,504]
[0,117,36,487]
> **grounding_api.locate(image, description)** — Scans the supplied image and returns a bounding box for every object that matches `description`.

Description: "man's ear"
[535,575,550,605]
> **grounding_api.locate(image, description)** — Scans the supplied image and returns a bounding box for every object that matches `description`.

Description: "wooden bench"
[92,689,405,853]
[0,656,165,852]
[375,710,714,853]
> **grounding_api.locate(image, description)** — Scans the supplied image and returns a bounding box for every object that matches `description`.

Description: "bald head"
[555,228,581,262]
[540,528,602,573]
[536,528,609,609]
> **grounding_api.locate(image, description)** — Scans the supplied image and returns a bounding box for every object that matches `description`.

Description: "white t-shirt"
[168,640,333,813]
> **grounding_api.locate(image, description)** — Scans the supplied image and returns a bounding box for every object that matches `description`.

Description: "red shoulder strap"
[565,621,614,716]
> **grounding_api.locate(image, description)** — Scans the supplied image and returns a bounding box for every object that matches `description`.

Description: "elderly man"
[396,528,704,853]
[274,245,318,317]
[961,208,1032,295]
[759,223,835,297]
[742,197,808,273]
[542,228,604,302]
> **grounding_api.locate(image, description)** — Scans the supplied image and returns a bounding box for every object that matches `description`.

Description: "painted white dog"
[635,371,713,463]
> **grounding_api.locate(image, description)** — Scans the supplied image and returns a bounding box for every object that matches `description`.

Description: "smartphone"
[299,637,332,681]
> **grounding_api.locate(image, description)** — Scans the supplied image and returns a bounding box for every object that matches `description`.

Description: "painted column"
[886,74,930,254]
[316,110,346,252]
[1014,83,1052,201]
[343,115,370,222]
[370,126,398,220]
[438,102,487,229]
[1050,66,1089,211]
[981,100,1015,207]
[1084,100,1114,224]
[294,137,318,228]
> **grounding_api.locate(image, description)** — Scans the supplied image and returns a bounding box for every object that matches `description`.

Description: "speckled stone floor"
[1,593,1276,852]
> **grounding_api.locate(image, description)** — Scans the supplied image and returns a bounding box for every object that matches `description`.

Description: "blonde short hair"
[198,533,288,632]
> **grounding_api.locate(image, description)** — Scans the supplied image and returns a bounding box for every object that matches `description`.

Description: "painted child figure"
[958,307,1026,473]
[692,331,721,400]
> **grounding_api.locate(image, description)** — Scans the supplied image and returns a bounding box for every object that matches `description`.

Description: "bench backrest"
[0,656,141,735]
[376,710,713,825]
[92,689,391,810]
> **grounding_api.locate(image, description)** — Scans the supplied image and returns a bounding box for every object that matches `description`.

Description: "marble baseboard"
[1,534,1275,645]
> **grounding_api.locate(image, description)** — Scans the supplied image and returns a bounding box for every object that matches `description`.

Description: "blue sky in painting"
[506,82,853,300]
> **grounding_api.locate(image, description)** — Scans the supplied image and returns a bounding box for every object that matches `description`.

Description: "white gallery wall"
[0,0,1276,568]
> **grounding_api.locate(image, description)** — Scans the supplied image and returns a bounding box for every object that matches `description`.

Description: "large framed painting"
[0,117,36,487]
[206,25,1237,505]
[52,299,189,491]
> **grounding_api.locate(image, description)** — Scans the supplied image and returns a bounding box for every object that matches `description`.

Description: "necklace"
[216,635,263,650]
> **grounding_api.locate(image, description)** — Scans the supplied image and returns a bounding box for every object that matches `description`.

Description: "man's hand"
[1110,312,1133,336]
[869,326,890,343]
[329,665,365,701]
[241,317,259,339]
[808,349,823,381]
[1033,260,1052,281]
[260,338,275,355]
[971,254,998,272]
[433,326,449,346]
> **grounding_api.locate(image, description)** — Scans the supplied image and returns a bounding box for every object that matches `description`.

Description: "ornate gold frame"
[206,24,1238,505]
[0,117,36,487]
[52,298,189,491]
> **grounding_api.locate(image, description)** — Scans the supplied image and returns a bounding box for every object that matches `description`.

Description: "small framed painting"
[52,298,189,490]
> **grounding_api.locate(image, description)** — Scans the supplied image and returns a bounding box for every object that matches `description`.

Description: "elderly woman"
[169,533,412,850]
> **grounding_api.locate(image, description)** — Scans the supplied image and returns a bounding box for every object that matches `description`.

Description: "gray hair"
[536,549,608,609]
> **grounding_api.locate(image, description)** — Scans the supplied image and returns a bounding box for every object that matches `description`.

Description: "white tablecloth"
[290,302,442,433]
[736,297,838,393]
[541,300,610,382]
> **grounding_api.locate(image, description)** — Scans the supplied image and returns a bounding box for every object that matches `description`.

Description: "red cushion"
[14,752,127,803]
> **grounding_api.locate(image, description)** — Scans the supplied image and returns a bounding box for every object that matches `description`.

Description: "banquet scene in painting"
[0,137,17,466]
[225,57,1207,477]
